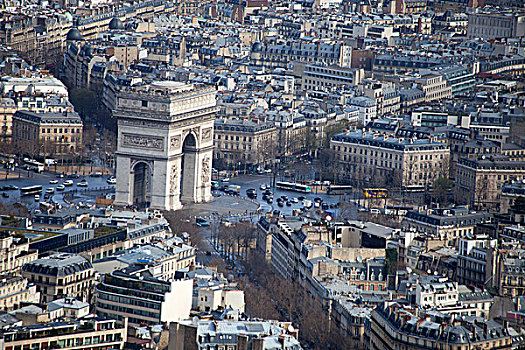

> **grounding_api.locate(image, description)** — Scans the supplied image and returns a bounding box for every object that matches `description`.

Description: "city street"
[0,168,113,211]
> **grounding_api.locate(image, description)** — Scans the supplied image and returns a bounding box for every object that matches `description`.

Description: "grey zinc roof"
[22,253,92,277]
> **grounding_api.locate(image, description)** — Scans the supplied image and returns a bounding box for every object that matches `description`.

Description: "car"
[34,195,40,202]
[291,197,298,203]
[68,174,80,179]
[91,172,103,177]
[272,210,280,216]
[221,178,230,183]
[322,203,329,210]
[281,195,288,201]
[277,201,284,207]
[264,189,273,196]
[314,197,323,203]
[107,177,116,184]
[46,188,55,194]
[49,179,58,184]
[56,174,65,178]
[56,185,65,191]
[286,201,292,206]
[63,180,74,186]
[1,192,8,198]
[77,181,88,187]
[298,196,305,201]
[267,198,273,204]
[260,184,267,190]
[195,217,210,227]
[264,169,272,173]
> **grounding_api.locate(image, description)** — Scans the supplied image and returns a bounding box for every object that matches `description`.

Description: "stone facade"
[114,82,217,210]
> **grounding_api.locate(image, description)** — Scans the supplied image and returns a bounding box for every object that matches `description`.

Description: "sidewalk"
[51,165,113,176]
[0,169,21,180]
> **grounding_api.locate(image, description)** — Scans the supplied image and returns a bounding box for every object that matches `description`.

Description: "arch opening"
[132,161,152,209]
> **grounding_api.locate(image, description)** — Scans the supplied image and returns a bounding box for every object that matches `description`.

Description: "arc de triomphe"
[113,82,217,210]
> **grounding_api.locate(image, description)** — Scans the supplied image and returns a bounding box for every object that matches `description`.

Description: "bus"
[363,188,388,198]
[404,185,425,193]
[20,185,43,196]
[276,181,312,193]
[23,159,44,173]
[327,185,353,195]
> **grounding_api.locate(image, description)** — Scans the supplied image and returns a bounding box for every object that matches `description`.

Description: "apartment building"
[0,98,16,139]
[348,97,377,125]
[251,39,352,69]
[402,206,492,243]
[330,130,450,188]
[369,302,515,350]
[21,253,95,303]
[0,12,72,67]
[195,286,245,313]
[456,235,497,287]
[0,233,38,275]
[93,239,196,281]
[96,267,193,327]
[0,318,127,350]
[414,74,452,103]
[495,248,525,298]
[455,156,525,211]
[294,62,364,92]
[373,54,446,74]
[420,65,475,97]
[467,12,525,40]
[0,275,40,311]
[169,319,301,350]
[213,119,278,169]
[360,80,401,117]
[12,110,83,155]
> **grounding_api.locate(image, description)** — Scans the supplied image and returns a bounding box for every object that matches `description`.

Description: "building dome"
[66,28,82,41]
[108,17,124,30]
[251,41,263,52]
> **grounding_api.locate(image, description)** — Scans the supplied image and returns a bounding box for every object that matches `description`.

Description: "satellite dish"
[357,255,363,262]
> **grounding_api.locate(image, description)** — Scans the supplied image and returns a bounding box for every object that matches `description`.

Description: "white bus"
[20,185,43,196]
[276,182,312,193]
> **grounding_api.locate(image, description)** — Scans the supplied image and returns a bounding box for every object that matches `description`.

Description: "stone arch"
[131,160,153,209]
[180,133,198,203]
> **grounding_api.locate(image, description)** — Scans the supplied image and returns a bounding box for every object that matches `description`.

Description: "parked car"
[77,181,88,187]
[1,192,8,198]
[56,185,65,191]
[49,179,58,184]
[63,180,74,186]
[46,188,55,194]
[107,177,116,184]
